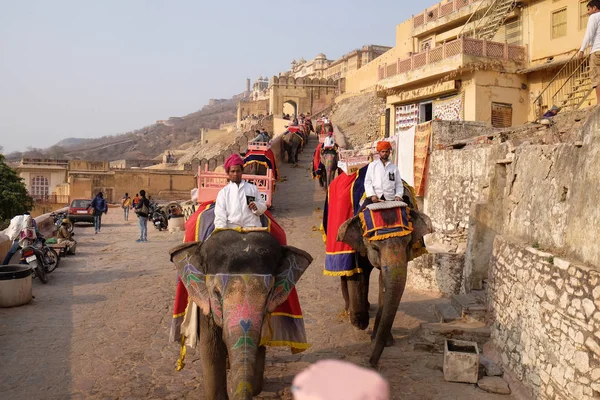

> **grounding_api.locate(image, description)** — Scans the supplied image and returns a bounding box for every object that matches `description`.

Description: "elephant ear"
[267,246,313,312]
[337,216,367,256]
[409,209,433,248]
[169,241,211,315]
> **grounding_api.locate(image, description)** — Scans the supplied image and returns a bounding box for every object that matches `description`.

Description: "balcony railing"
[414,0,483,29]
[378,37,526,81]
[32,194,70,204]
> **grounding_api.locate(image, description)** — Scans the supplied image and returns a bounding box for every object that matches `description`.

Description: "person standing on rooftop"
[579,0,600,103]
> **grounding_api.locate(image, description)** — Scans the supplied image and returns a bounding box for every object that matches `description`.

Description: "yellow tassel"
[176,335,187,371]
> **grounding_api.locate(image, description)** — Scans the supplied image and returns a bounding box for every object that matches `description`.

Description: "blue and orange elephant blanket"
[170,201,310,369]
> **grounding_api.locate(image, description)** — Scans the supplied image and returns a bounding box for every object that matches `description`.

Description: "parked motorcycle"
[19,237,60,284]
[50,211,73,233]
[149,203,168,231]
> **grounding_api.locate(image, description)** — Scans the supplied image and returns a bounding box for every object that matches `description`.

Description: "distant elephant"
[169,230,312,400]
[319,149,338,191]
[244,162,267,176]
[337,206,432,367]
[282,130,303,164]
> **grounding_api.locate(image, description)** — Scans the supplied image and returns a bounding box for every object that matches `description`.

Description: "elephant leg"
[371,272,395,347]
[341,276,350,313]
[252,346,267,396]
[346,258,371,330]
[199,313,228,400]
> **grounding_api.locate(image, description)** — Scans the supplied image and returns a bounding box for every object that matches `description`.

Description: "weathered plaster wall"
[488,236,600,400]
[423,145,504,241]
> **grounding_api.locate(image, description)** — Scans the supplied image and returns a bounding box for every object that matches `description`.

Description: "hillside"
[6,99,239,162]
[329,91,386,149]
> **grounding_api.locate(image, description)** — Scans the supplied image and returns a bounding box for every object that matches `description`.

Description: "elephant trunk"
[369,252,408,367]
[225,320,263,400]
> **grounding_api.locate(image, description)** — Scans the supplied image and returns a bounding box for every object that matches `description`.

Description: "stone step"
[451,293,487,322]
[417,320,491,351]
[434,302,461,323]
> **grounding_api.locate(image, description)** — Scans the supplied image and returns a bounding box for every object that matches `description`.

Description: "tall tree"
[0,154,34,228]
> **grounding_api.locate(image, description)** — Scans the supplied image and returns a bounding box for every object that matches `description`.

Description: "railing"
[459,0,517,41]
[413,0,483,29]
[32,194,70,204]
[197,165,275,207]
[533,50,592,117]
[378,37,526,81]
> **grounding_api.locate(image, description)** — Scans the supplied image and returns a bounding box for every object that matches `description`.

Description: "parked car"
[68,199,93,224]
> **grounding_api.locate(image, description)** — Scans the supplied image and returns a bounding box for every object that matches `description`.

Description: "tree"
[0,154,34,229]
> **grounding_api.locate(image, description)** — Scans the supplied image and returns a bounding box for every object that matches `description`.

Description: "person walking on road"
[133,193,140,208]
[134,190,151,242]
[89,192,108,234]
[121,193,132,221]
[580,0,600,102]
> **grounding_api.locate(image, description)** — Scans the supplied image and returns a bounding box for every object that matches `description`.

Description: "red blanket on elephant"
[170,201,309,357]
[312,143,323,178]
[243,148,279,180]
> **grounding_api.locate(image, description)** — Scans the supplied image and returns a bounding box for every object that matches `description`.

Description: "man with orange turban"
[214,153,267,229]
[363,140,403,208]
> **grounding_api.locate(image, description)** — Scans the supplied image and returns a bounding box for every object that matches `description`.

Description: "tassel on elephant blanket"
[170,201,310,369]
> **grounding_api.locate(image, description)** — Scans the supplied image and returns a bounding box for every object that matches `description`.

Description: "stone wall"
[423,145,505,247]
[407,253,465,296]
[430,120,491,148]
[487,236,600,400]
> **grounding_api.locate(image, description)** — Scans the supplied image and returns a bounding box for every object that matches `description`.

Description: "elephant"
[282,130,303,164]
[244,162,267,176]
[337,206,432,367]
[319,149,338,190]
[169,230,312,400]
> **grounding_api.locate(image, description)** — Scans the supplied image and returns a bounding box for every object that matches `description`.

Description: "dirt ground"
[0,138,515,399]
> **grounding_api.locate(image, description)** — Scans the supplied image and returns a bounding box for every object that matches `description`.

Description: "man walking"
[134,189,151,242]
[580,0,600,102]
[89,192,107,234]
[363,141,403,209]
[121,192,132,221]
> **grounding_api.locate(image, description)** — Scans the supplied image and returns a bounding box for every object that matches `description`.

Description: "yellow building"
[344,0,594,133]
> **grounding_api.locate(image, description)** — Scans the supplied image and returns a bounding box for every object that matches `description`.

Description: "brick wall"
[488,236,600,399]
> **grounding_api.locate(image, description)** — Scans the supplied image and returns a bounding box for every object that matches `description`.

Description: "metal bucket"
[0,265,33,307]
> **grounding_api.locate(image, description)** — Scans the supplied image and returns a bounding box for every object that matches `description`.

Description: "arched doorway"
[282,100,297,118]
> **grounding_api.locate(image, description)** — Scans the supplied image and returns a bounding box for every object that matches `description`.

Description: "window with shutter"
[491,103,513,128]
[552,8,567,39]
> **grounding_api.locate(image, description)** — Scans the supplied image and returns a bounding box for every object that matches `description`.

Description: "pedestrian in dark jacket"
[89,192,108,234]
[134,189,151,242]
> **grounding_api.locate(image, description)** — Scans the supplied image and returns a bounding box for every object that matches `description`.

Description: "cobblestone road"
[0,139,514,399]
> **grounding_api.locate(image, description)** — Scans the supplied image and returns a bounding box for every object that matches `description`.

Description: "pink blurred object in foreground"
[291,359,390,400]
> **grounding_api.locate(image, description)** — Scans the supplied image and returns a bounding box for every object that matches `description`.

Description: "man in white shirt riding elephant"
[362,141,403,209]
[214,154,268,229]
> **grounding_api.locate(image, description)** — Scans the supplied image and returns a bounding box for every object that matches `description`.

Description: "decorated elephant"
[244,162,267,176]
[282,130,303,164]
[319,149,338,191]
[169,230,312,399]
[336,203,432,367]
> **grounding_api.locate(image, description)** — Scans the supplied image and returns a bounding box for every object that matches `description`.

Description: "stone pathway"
[0,137,515,399]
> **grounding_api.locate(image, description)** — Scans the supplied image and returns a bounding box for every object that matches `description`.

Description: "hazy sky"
[0,0,428,153]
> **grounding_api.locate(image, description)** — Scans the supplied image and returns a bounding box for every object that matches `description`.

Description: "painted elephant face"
[337,207,433,266]
[169,242,312,319]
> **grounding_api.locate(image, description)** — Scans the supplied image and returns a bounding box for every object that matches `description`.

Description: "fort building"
[339,0,594,132]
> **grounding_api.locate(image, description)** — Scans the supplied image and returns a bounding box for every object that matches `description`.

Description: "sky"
[0,0,430,154]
